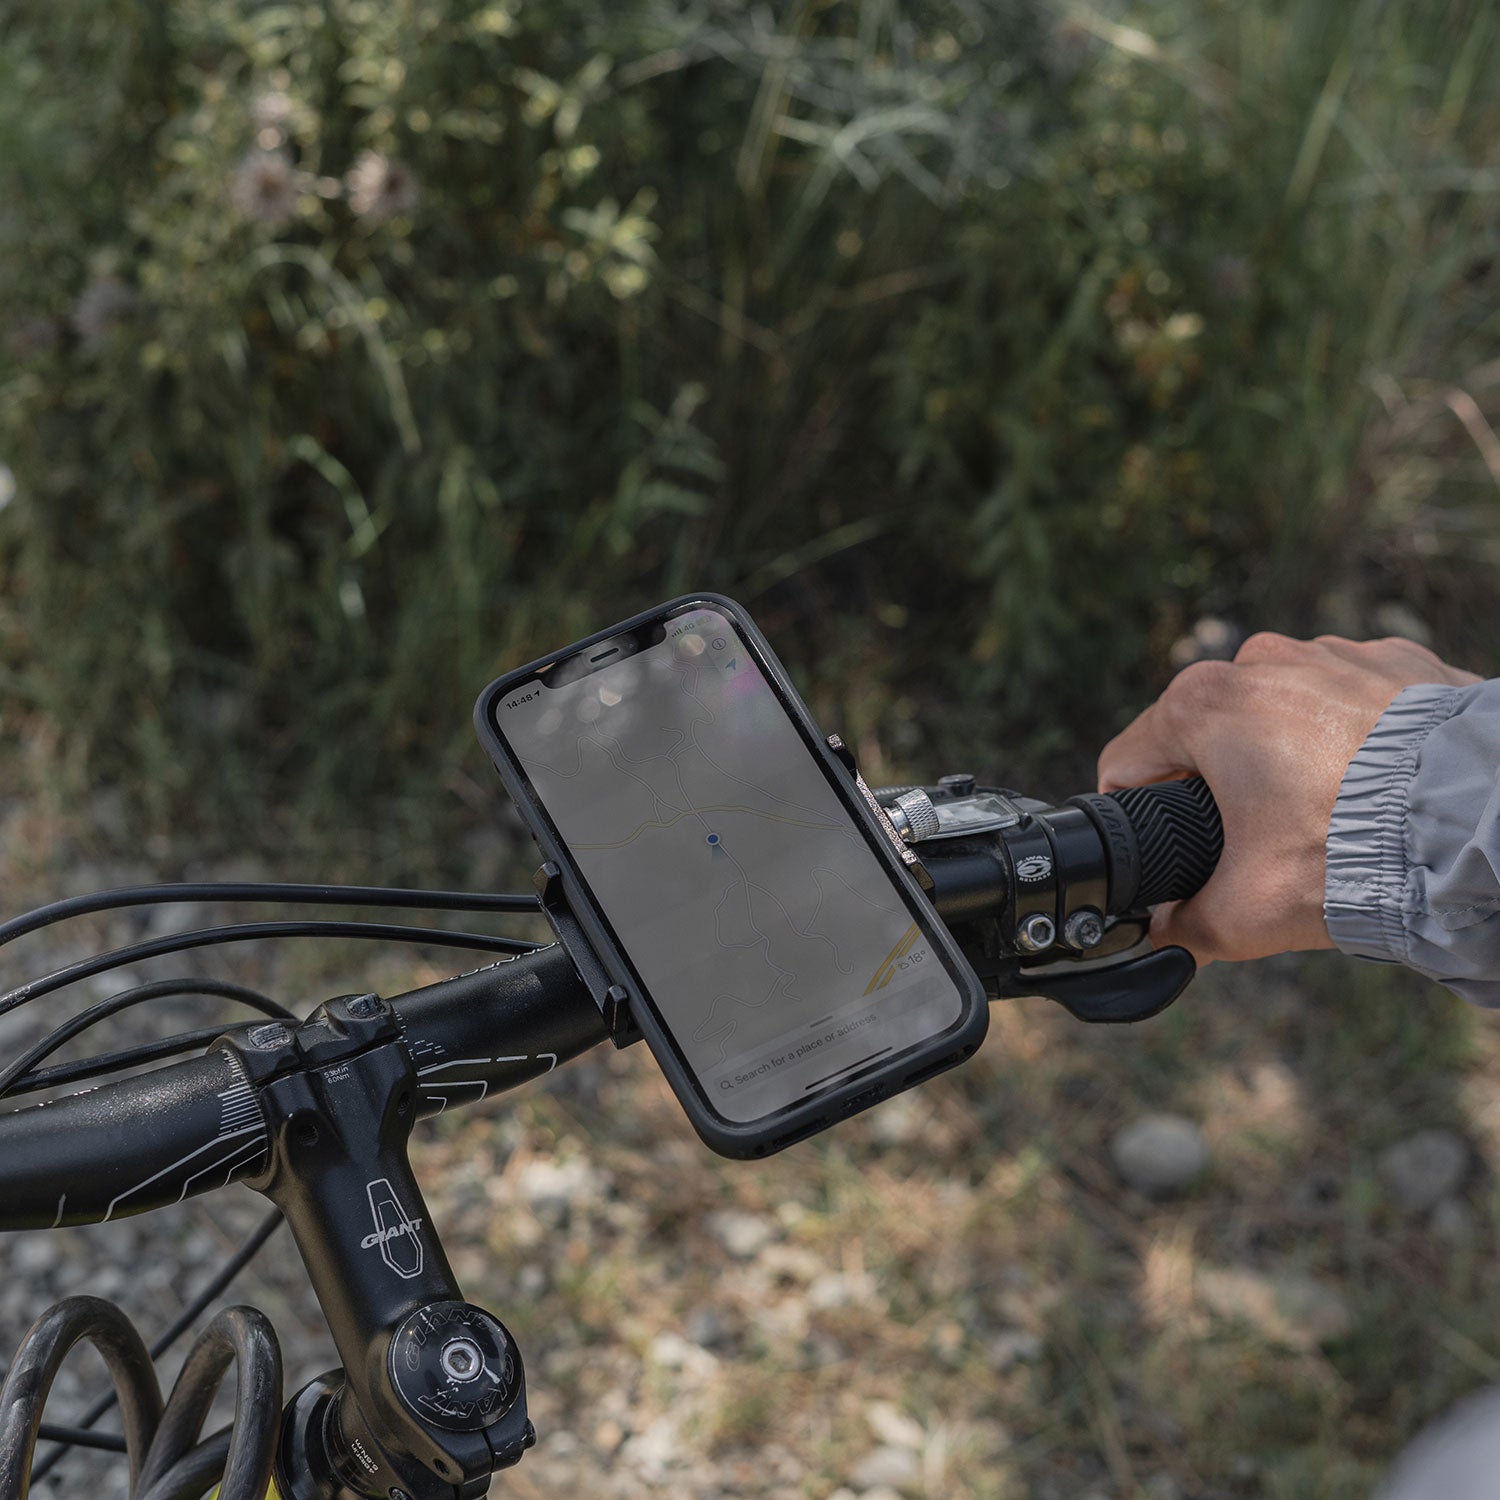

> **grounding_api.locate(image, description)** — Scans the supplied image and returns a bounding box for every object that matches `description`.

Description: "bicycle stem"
[222,995,534,1500]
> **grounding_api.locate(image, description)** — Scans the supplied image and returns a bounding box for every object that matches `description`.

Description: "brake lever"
[995,937,1196,1024]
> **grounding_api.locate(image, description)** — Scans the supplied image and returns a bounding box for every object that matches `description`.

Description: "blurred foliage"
[0,0,1498,847]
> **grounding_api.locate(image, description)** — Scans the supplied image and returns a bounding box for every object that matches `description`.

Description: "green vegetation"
[1,0,1497,854]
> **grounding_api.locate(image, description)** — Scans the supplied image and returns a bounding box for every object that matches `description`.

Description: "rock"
[1109,1114,1209,1196]
[808,1269,877,1310]
[618,1415,681,1482]
[1431,1196,1476,1244]
[988,1328,1044,1371]
[12,1235,59,1276]
[868,1093,924,1146]
[1197,1265,1353,1350]
[648,1331,717,1375]
[864,1400,924,1450]
[514,1157,609,1229]
[850,1445,920,1489]
[685,1306,728,1348]
[705,1209,776,1259]
[1374,1384,1500,1500]
[1378,1129,1469,1215]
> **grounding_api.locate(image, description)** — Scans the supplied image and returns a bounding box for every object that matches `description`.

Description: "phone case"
[474,593,988,1157]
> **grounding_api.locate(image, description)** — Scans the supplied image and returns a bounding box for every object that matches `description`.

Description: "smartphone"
[474,594,987,1157]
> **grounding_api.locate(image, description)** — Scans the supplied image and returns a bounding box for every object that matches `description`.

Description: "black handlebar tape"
[1071,776,1223,913]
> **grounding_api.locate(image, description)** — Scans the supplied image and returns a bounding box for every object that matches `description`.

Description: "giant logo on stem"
[362,1177,425,1279]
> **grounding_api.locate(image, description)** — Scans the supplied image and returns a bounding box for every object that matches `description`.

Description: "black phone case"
[473,593,988,1158]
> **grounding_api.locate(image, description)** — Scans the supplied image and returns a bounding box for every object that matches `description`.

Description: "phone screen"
[494,605,967,1124]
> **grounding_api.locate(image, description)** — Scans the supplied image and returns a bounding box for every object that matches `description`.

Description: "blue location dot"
[705,833,720,846]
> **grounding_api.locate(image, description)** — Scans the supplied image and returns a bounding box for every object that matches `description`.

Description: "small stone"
[593,1419,624,1453]
[864,1400,924,1451]
[808,1270,877,1310]
[1431,1196,1476,1244]
[1109,1114,1209,1196]
[12,1236,58,1275]
[1378,1129,1469,1215]
[705,1209,776,1259]
[685,1306,728,1348]
[868,1093,924,1146]
[619,1416,681,1482]
[1197,1266,1352,1350]
[859,1490,906,1500]
[648,1330,717,1374]
[988,1328,1044,1371]
[515,1157,609,1229]
[517,1264,548,1298]
[851,1445,920,1489]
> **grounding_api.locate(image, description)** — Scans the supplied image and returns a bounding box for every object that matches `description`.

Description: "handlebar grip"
[1104,777,1223,909]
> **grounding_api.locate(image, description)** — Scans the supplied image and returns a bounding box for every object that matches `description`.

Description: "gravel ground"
[3,799,1500,1499]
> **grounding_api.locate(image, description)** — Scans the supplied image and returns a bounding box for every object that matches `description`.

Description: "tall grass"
[0,0,1496,852]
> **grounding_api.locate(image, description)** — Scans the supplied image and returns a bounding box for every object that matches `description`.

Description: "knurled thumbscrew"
[886,789,940,844]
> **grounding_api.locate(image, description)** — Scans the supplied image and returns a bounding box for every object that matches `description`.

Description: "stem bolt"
[441,1337,484,1383]
[1063,909,1106,951]
[1016,913,1056,953]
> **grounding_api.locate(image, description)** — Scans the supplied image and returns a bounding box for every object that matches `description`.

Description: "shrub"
[0,0,1495,845]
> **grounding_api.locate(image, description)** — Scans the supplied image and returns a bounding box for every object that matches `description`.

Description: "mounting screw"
[886,789,941,844]
[938,773,977,797]
[1063,909,1106,950]
[1016,913,1056,953]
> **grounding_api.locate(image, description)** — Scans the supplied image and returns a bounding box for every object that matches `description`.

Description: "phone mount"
[534,861,643,1050]
[535,741,1199,1045]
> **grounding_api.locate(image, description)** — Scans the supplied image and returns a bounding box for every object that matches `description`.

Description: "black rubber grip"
[1106,777,1223,909]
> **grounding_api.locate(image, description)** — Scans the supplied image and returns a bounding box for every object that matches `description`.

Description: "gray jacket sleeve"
[1325,678,1500,1005]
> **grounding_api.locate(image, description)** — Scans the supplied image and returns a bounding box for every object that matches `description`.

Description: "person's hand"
[1096,634,1482,964]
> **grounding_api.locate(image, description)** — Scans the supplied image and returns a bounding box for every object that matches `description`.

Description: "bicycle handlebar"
[0,777,1222,1232]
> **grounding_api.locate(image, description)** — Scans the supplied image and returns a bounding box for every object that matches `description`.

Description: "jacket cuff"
[1324,683,1464,964]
